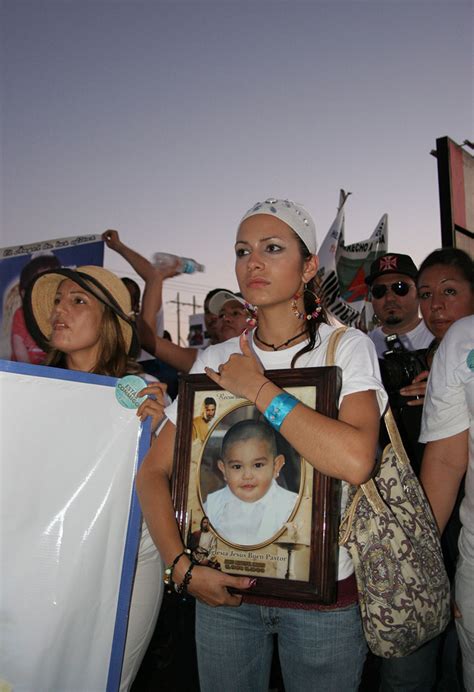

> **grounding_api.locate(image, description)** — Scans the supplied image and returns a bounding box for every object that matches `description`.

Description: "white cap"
[208,290,246,315]
[239,198,317,254]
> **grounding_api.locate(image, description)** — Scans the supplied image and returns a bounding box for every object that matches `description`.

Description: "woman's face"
[235,214,317,309]
[418,264,474,341]
[50,279,104,364]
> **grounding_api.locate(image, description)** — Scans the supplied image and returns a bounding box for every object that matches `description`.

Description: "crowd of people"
[10,200,473,691]
[363,246,473,691]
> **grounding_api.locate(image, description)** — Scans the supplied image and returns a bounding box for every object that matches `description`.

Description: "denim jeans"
[455,551,474,691]
[378,634,441,692]
[195,601,367,692]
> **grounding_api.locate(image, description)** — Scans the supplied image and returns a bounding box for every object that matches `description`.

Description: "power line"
[104,265,219,293]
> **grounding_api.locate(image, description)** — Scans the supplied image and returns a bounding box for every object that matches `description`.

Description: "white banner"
[0,361,149,692]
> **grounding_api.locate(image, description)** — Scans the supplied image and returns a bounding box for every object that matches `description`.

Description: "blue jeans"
[378,634,441,692]
[195,601,367,692]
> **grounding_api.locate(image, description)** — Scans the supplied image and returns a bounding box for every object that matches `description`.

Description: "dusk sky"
[1,0,472,341]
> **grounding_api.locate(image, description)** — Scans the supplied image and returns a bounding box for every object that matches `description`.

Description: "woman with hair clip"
[25,265,168,691]
[137,199,387,691]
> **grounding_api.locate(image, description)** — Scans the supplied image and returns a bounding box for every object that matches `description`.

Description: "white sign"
[0,361,149,692]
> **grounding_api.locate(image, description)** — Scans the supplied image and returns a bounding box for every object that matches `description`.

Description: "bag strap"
[325,326,348,367]
[383,407,411,466]
[325,328,380,534]
[325,326,409,465]
[326,327,411,543]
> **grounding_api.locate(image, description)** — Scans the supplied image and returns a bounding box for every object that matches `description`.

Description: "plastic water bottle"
[152,252,205,274]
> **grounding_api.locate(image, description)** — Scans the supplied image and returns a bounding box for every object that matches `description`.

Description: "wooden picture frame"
[172,366,342,603]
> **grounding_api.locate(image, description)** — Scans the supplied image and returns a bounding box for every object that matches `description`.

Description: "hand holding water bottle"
[153,252,205,275]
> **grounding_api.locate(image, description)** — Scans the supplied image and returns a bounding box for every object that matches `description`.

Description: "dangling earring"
[291,285,322,321]
[244,302,258,328]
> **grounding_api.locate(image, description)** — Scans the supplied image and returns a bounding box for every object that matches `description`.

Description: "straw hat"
[24,265,139,356]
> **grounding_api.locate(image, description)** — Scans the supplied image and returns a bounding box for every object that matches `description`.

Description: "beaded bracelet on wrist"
[176,562,196,597]
[163,548,192,592]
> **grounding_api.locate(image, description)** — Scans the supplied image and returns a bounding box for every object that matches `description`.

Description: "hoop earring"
[291,285,322,321]
[244,302,258,328]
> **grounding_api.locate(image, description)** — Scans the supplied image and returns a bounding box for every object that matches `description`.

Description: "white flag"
[317,191,361,325]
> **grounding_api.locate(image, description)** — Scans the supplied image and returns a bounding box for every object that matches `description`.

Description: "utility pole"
[168,293,203,345]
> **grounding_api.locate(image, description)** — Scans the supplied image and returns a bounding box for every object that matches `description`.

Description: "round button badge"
[115,375,148,409]
[467,349,474,372]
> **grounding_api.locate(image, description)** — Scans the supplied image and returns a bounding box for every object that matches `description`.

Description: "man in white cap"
[208,290,248,343]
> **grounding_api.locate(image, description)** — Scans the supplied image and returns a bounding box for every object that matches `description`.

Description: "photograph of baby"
[198,407,302,547]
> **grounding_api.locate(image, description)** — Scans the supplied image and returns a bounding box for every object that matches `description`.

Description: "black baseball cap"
[365,253,418,285]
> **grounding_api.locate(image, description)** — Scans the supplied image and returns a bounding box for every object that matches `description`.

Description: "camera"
[379,334,428,409]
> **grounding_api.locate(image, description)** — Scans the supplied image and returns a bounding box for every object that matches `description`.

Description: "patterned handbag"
[328,328,451,658]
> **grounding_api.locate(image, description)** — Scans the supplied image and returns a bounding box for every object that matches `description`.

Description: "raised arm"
[103,230,155,282]
[420,431,468,534]
[138,268,197,372]
[136,420,255,604]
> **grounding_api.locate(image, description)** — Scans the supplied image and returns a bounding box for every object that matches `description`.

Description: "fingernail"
[249,578,257,587]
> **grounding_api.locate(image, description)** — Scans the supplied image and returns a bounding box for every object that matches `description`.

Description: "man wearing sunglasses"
[365,253,440,691]
[365,253,433,357]
[365,252,433,477]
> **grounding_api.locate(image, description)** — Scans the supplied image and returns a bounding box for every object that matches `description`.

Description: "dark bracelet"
[163,548,192,591]
[176,561,196,596]
[254,380,272,407]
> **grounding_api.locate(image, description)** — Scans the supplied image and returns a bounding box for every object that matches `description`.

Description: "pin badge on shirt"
[467,349,474,371]
[115,375,148,409]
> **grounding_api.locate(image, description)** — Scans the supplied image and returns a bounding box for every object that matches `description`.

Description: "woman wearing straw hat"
[25,264,168,691]
[137,199,387,691]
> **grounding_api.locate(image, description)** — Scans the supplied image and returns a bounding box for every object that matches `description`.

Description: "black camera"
[379,334,428,409]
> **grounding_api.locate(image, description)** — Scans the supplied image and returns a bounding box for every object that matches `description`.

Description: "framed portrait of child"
[172,367,342,603]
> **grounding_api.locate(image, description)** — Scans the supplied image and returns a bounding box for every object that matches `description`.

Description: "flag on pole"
[317,191,388,326]
[317,191,361,325]
[336,212,388,313]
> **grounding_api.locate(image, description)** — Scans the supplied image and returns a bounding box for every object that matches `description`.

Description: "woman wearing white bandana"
[138,198,387,691]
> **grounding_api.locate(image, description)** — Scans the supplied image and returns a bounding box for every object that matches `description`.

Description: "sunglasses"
[371,281,412,299]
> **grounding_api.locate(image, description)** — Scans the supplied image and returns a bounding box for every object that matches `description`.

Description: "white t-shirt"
[369,319,434,358]
[166,324,387,581]
[420,315,474,560]
[204,480,298,546]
